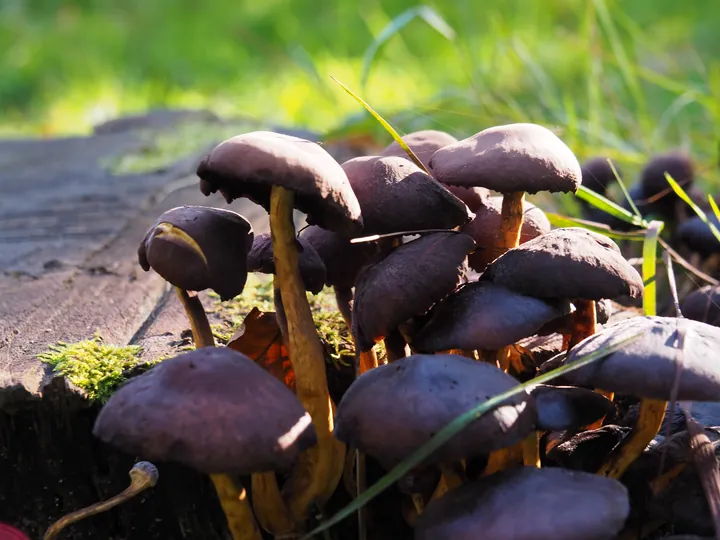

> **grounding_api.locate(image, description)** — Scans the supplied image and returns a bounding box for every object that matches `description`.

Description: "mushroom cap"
[352,232,475,351]
[196,131,363,235]
[462,196,551,272]
[414,466,630,540]
[299,225,375,289]
[530,384,614,432]
[428,123,582,194]
[580,157,620,196]
[546,425,630,472]
[411,281,566,352]
[641,152,694,199]
[247,232,327,294]
[380,129,459,170]
[137,205,253,301]
[675,215,720,255]
[341,155,473,235]
[680,285,720,327]
[333,354,537,467]
[93,347,316,475]
[482,227,644,301]
[561,316,720,400]
[444,185,490,212]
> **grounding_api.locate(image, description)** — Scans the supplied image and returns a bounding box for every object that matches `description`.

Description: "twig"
[664,250,683,318]
[659,238,719,286]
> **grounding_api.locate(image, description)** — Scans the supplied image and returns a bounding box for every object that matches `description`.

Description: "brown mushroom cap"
[333,354,537,468]
[530,384,614,432]
[341,155,473,234]
[561,316,720,400]
[137,205,253,301]
[675,214,720,256]
[299,225,375,289]
[411,281,566,352]
[415,466,630,540]
[680,285,720,327]
[580,157,620,196]
[380,129,459,170]
[462,196,551,271]
[482,227,643,301]
[93,347,317,475]
[428,123,582,194]
[247,232,327,294]
[546,425,630,472]
[444,185,490,212]
[196,131,363,235]
[352,232,475,351]
[641,152,694,199]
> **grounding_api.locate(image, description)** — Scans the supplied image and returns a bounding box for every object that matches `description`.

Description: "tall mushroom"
[560,316,720,479]
[429,123,581,256]
[138,205,254,348]
[93,347,317,540]
[196,131,362,523]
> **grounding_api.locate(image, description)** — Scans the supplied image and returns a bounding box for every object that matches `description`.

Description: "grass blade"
[330,76,430,173]
[545,212,645,241]
[576,185,647,227]
[642,220,664,316]
[708,194,720,222]
[360,5,455,91]
[609,160,642,219]
[666,172,720,243]
[299,330,644,539]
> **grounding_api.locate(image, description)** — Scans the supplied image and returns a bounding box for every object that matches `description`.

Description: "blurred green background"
[2,0,719,184]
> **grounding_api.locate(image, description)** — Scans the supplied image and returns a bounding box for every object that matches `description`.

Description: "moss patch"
[37,332,154,403]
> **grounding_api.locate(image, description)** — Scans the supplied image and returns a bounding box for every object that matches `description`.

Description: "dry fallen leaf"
[228,307,295,391]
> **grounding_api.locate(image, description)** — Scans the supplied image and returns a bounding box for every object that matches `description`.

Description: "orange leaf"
[227,307,295,391]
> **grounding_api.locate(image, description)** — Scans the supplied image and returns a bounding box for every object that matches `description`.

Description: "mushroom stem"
[429,463,465,501]
[175,289,266,539]
[175,287,215,348]
[498,191,526,253]
[43,461,159,540]
[384,328,409,362]
[210,474,263,540]
[522,432,541,468]
[358,348,379,374]
[483,443,524,476]
[334,286,354,332]
[273,277,290,345]
[269,186,345,522]
[568,299,597,350]
[251,472,297,538]
[597,398,667,479]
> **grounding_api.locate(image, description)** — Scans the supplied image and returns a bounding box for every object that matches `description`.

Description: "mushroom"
[460,196,551,272]
[546,425,630,472]
[679,285,720,327]
[675,214,720,259]
[93,347,317,540]
[639,152,695,222]
[560,316,720,479]
[341,155,474,235]
[410,281,566,362]
[380,129,460,169]
[580,156,621,198]
[138,205,254,348]
[247,232,327,340]
[197,131,361,520]
[352,232,475,357]
[429,123,581,256]
[482,227,643,350]
[333,353,536,469]
[414,467,630,540]
[531,384,614,433]
[43,462,159,540]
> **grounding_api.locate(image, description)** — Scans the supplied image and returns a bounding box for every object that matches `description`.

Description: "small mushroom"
[675,214,720,258]
[429,123,581,255]
[333,353,537,468]
[639,152,695,221]
[580,157,621,197]
[531,384,614,433]
[411,281,566,355]
[352,232,476,353]
[414,466,630,540]
[482,227,643,350]
[138,205,254,347]
[197,131,359,520]
[546,425,630,472]
[461,195,551,271]
[679,285,720,327]
[380,129,460,169]
[94,347,317,539]
[560,316,720,479]
[341,155,473,235]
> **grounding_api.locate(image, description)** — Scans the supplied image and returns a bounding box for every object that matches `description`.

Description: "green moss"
[101,120,255,176]
[37,332,154,403]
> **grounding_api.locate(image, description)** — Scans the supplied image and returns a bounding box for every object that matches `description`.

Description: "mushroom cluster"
[45,125,720,540]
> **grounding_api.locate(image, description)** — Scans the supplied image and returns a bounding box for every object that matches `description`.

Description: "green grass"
[37,332,150,403]
[2,0,720,196]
